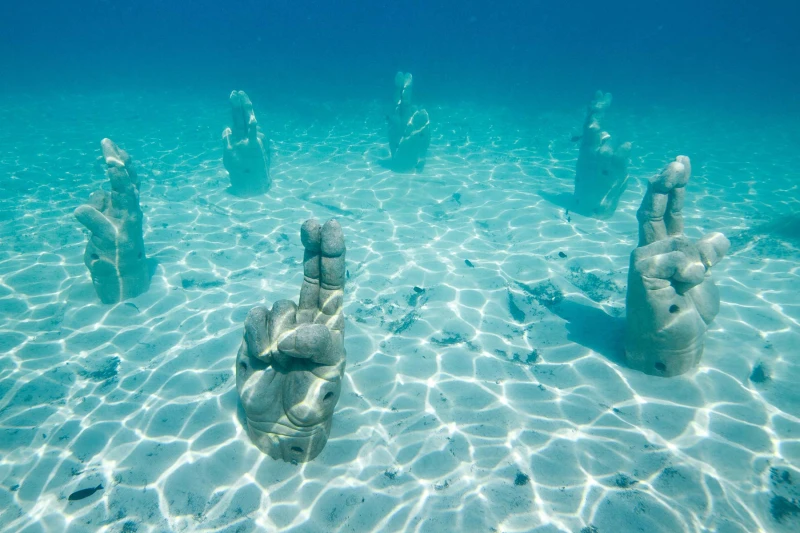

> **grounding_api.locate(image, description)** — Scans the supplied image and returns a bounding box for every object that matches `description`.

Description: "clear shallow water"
[0,88,798,532]
[2,1,800,531]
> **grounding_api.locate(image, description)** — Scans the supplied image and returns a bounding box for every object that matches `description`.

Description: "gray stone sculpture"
[387,72,431,173]
[222,90,271,195]
[573,91,632,219]
[236,219,347,463]
[625,156,729,377]
[75,139,151,304]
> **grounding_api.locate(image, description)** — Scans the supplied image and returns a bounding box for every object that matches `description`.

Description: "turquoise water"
[1,2,799,532]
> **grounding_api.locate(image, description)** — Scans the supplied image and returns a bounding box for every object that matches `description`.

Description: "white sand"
[0,90,798,532]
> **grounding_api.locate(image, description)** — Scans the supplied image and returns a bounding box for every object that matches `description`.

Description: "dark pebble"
[750,362,770,384]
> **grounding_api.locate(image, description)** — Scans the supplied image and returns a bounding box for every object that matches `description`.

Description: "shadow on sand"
[550,298,626,366]
[538,190,576,213]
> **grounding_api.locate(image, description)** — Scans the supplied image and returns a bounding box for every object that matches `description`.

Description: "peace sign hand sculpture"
[387,72,431,173]
[625,156,729,377]
[74,139,151,304]
[222,90,271,195]
[236,219,347,463]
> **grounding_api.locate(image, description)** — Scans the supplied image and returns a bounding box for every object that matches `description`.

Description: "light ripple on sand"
[0,91,798,532]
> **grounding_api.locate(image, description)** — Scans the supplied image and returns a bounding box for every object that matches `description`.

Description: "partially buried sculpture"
[387,72,431,173]
[223,90,271,195]
[625,156,729,377]
[573,91,631,219]
[236,218,347,463]
[75,139,151,304]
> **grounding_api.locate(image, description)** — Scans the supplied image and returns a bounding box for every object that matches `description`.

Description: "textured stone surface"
[222,90,271,195]
[74,139,151,304]
[625,156,729,376]
[573,91,631,219]
[236,219,346,462]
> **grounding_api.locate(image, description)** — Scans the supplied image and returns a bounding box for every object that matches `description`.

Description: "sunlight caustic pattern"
[0,92,798,532]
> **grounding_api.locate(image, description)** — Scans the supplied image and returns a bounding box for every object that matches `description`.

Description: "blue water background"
[2,0,799,112]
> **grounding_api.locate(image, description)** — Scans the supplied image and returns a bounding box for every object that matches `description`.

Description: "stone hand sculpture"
[75,139,151,304]
[222,90,271,195]
[625,156,729,377]
[236,219,347,463]
[387,72,431,173]
[573,91,632,219]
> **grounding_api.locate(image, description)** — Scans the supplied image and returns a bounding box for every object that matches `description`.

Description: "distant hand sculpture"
[236,219,347,463]
[625,156,729,376]
[573,91,631,219]
[75,139,151,304]
[387,72,431,173]
[223,90,271,195]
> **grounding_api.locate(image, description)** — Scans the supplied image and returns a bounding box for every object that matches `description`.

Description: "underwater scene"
[1,1,799,532]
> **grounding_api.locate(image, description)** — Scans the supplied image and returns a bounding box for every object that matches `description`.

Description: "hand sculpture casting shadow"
[223,90,271,196]
[625,156,729,377]
[74,139,152,304]
[385,72,431,173]
[236,219,346,463]
[573,91,632,219]
[549,299,626,366]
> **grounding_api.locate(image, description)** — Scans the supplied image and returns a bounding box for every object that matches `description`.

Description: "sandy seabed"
[0,90,798,533]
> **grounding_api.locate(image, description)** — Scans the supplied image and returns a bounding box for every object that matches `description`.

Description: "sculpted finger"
[320,219,346,288]
[277,323,333,361]
[101,138,129,167]
[270,299,298,351]
[247,114,259,142]
[654,158,689,193]
[395,71,413,106]
[222,127,234,149]
[230,90,255,140]
[319,219,346,326]
[697,232,730,268]
[637,156,690,246]
[74,205,116,242]
[675,155,691,179]
[636,250,706,288]
[101,138,138,190]
[240,93,258,139]
[664,182,685,237]
[631,236,677,261]
[243,306,271,362]
[320,329,346,369]
[665,156,690,236]
[297,219,322,324]
[86,190,109,211]
[636,186,668,246]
